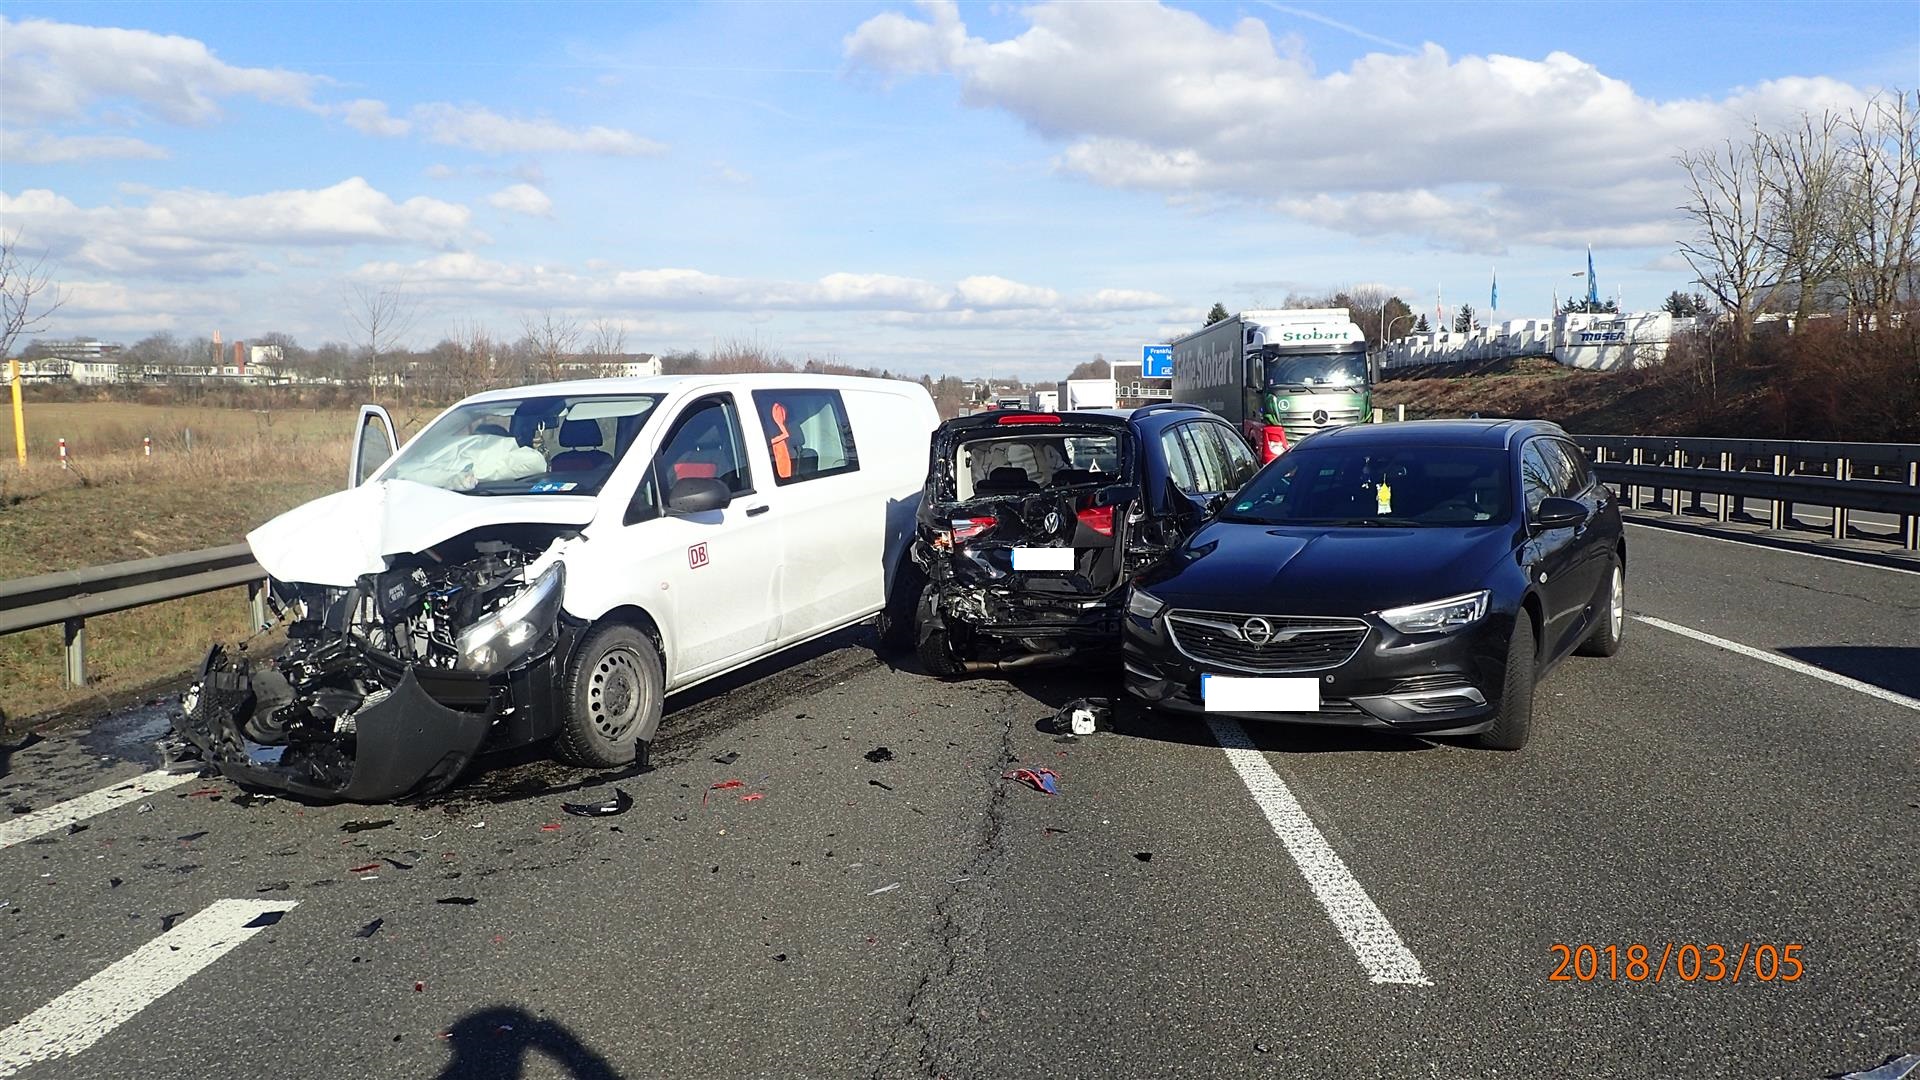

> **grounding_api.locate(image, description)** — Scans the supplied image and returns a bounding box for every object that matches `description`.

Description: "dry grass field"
[0,400,433,726]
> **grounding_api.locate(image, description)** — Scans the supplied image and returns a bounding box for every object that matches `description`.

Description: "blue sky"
[2,1,1912,378]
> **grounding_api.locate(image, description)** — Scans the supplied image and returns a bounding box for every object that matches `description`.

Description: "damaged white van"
[175,374,938,801]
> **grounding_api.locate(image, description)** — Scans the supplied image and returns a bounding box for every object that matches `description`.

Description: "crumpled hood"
[248,479,596,586]
[1142,519,1516,617]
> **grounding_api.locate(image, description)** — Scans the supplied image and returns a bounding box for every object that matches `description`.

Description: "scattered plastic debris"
[414,981,426,992]
[1002,767,1060,795]
[348,862,381,874]
[108,877,123,888]
[864,747,894,763]
[1134,852,1153,862]
[561,788,634,817]
[177,830,209,843]
[137,804,152,814]
[469,821,487,829]
[740,793,764,803]
[1043,827,1069,836]
[66,822,89,835]
[538,823,562,832]
[159,912,185,931]
[772,953,788,962]
[436,896,478,906]
[704,779,745,807]
[1053,697,1113,736]
[868,779,894,792]
[1255,1042,1272,1054]
[1836,1054,1920,1080]
[712,751,740,765]
[353,918,384,939]
[867,882,901,896]
[341,818,395,834]
[231,792,275,808]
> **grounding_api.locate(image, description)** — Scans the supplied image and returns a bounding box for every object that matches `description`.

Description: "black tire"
[913,584,967,677]
[1576,559,1626,658]
[875,561,925,656]
[1471,610,1536,751]
[556,623,663,768]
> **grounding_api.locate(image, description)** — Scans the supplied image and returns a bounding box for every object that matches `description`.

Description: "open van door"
[349,404,398,488]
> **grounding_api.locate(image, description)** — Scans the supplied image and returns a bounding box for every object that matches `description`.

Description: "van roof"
[457,371,923,405]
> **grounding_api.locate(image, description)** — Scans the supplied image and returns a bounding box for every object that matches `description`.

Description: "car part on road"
[1002,767,1060,795]
[1052,697,1113,735]
[863,746,894,763]
[561,788,634,817]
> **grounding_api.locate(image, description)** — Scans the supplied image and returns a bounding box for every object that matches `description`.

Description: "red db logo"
[688,542,709,569]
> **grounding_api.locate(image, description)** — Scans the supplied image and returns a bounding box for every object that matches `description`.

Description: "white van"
[175,374,938,801]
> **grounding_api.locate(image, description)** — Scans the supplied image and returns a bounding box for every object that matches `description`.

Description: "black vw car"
[907,403,1258,675]
[1123,419,1625,750]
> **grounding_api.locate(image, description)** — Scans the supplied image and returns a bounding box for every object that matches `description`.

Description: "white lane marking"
[1624,521,1920,576]
[1634,615,1920,713]
[0,769,199,853]
[0,898,297,1079]
[1207,717,1431,986]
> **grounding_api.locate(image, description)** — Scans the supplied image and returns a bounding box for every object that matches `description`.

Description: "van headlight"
[1377,590,1489,634]
[456,562,565,674]
[1127,586,1167,620]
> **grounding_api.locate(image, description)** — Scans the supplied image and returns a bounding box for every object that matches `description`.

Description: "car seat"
[975,466,1039,496]
[551,419,613,472]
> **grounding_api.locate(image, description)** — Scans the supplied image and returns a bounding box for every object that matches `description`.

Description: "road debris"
[867,882,901,896]
[712,751,740,765]
[1002,767,1060,795]
[353,918,385,939]
[560,788,634,817]
[436,896,478,905]
[1134,852,1153,862]
[1053,697,1113,736]
[868,779,894,791]
[1836,1054,1920,1080]
[136,804,153,814]
[341,818,395,833]
[348,862,381,874]
[66,822,88,835]
[740,792,764,802]
[538,823,562,832]
[704,779,745,807]
[231,792,276,808]
[864,747,894,763]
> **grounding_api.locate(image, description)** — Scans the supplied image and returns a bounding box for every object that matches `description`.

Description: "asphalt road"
[1,525,1915,1080]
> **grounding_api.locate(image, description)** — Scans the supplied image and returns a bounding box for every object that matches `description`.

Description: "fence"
[0,545,266,687]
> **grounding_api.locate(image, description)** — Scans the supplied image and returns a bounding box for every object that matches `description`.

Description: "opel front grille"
[1165,610,1370,674]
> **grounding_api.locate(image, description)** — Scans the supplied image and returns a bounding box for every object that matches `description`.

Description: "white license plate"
[1012,547,1075,571]
[1201,675,1320,713]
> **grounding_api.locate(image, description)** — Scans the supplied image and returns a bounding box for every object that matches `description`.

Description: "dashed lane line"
[0,769,199,853]
[1634,615,1920,713]
[0,898,298,1079]
[1207,717,1432,987]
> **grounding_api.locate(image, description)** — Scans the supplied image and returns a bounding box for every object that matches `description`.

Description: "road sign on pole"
[1142,345,1173,379]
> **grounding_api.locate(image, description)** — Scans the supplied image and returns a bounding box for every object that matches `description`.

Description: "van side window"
[751,389,859,485]
[656,395,752,495]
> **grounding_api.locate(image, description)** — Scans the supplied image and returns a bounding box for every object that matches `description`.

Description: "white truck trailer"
[1169,309,1371,461]
[1056,378,1118,411]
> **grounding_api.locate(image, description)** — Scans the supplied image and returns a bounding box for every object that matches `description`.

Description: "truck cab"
[1170,309,1373,462]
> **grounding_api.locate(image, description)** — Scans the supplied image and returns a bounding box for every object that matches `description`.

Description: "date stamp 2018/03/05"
[1549,943,1805,983]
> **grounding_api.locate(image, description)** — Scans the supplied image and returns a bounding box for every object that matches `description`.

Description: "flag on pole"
[1586,245,1599,307]
[1490,268,1498,313]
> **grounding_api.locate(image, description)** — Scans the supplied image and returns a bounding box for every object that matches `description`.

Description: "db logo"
[687,542,710,569]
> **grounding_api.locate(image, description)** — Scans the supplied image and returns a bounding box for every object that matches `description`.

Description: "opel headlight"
[1127,586,1167,620]
[1377,590,1489,634]
[456,562,565,674]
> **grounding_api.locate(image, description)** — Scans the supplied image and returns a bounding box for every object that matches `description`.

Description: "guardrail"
[1568,435,1920,552]
[0,544,266,687]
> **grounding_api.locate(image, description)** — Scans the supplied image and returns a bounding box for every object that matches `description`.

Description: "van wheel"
[1576,560,1625,657]
[1470,610,1535,751]
[876,562,925,656]
[556,624,663,768]
[914,584,966,677]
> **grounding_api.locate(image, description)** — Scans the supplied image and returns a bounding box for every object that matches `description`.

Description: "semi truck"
[1028,389,1060,411]
[1056,378,1118,411]
[1169,308,1371,461]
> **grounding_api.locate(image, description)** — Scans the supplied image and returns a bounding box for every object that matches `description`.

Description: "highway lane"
[0,525,1914,1079]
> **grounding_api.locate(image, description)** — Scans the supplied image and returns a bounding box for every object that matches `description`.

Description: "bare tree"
[707,336,791,373]
[1834,91,1920,328]
[521,310,582,382]
[1,231,66,359]
[442,320,497,400]
[1758,110,1849,322]
[344,282,420,391]
[585,318,627,359]
[1677,130,1790,354]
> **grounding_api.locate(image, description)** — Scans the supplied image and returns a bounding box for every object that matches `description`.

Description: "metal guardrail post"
[249,580,269,630]
[1667,448,1682,515]
[63,618,87,687]
[1372,408,1384,423]
[1396,404,1405,422]
[1908,462,1920,551]
[1833,458,1850,539]
[1628,448,1642,509]
[1771,455,1788,529]
[1717,452,1733,522]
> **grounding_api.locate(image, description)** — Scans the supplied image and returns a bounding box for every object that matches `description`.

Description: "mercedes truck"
[1169,309,1371,461]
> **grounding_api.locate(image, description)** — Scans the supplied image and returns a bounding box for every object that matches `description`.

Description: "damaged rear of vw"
[178,393,656,802]
[911,408,1195,674]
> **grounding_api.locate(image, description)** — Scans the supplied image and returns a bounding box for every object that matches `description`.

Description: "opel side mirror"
[1532,496,1588,531]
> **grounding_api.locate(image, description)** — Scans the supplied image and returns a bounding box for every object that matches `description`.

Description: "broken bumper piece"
[176,649,493,803]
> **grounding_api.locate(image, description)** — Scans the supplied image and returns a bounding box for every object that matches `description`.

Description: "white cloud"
[1080,287,1173,311]
[0,129,169,164]
[340,99,411,137]
[410,103,665,156]
[0,15,319,124]
[954,274,1060,309]
[486,183,555,218]
[845,1,1869,252]
[1,178,478,277]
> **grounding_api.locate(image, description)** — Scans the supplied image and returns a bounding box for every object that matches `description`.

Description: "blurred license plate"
[1012,547,1075,571]
[1201,675,1319,712]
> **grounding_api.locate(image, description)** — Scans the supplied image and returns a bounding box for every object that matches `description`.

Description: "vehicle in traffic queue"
[910,403,1259,675]
[175,373,939,801]
[1122,419,1625,750]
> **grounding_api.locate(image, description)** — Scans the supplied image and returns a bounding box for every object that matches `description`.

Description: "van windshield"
[381,394,664,496]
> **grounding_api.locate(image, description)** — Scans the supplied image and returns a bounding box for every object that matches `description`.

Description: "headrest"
[559,419,603,449]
